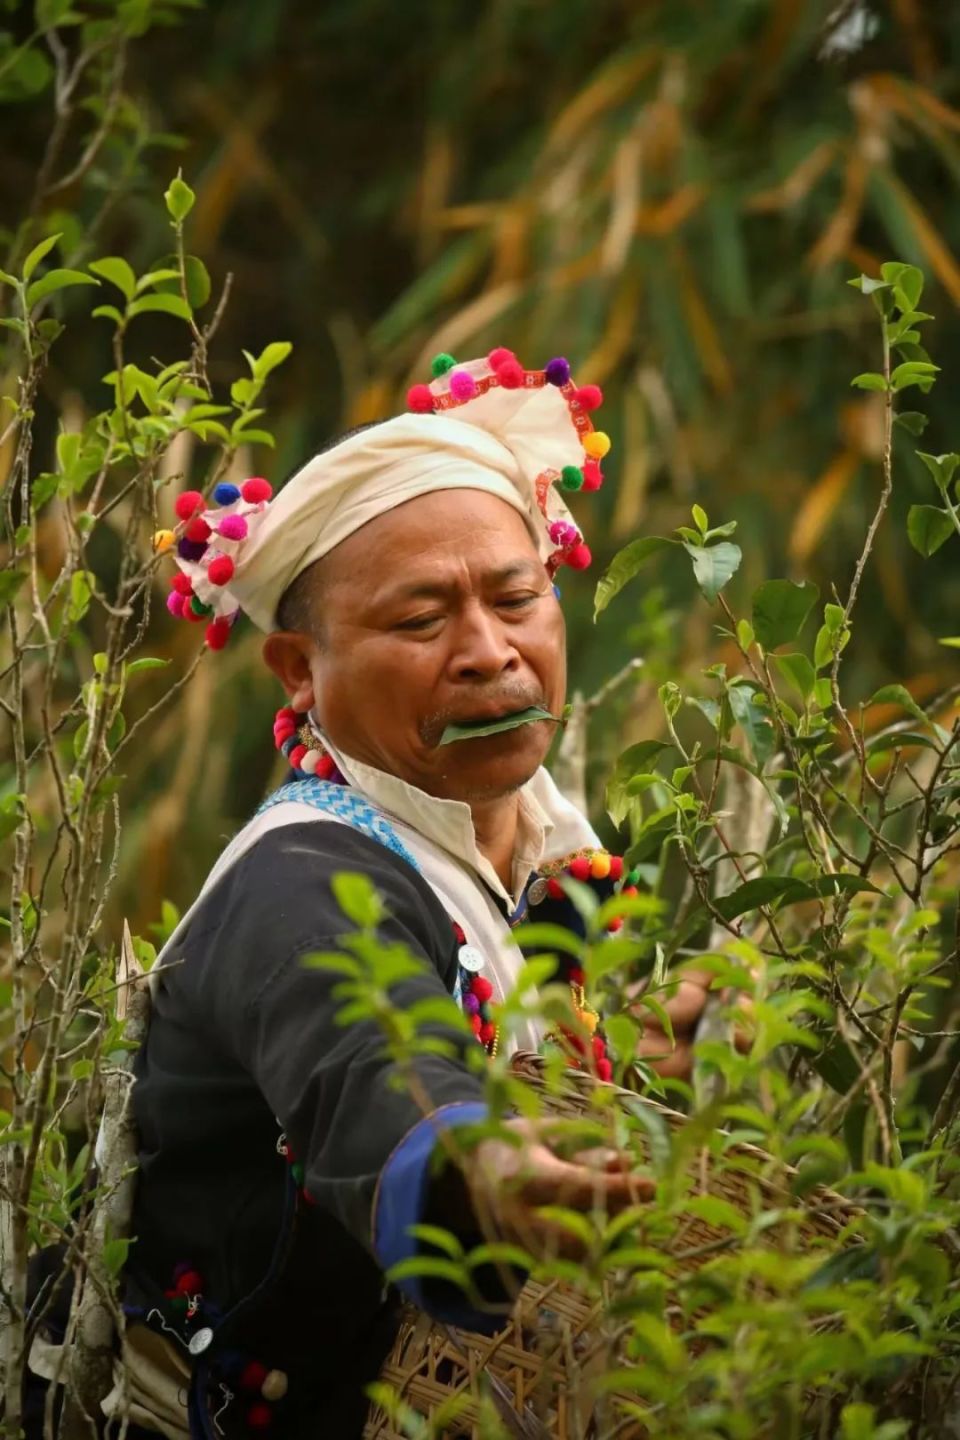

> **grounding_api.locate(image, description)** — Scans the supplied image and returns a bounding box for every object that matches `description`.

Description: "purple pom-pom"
[177,537,208,562]
[218,514,249,541]
[463,993,480,1015]
[166,591,186,617]
[545,356,571,387]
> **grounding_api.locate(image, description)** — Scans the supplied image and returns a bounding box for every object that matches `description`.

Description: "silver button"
[188,1327,213,1355]
[528,878,549,906]
[458,944,484,973]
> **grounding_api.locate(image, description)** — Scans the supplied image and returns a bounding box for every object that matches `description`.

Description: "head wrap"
[156,348,609,647]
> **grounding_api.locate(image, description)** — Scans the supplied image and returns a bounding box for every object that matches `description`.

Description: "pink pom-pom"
[576,384,603,411]
[174,490,204,522]
[166,592,186,618]
[241,477,272,504]
[487,347,515,370]
[170,572,194,597]
[207,555,235,587]
[479,1022,496,1046]
[549,521,579,548]
[565,543,592,571]
[581,459,603,492]
[497,359,525,389]
[449,370,478,401]
[288,744,307,769]
[406,383,435,413]
[205,618,231,650]
[185,517,211,543]
[596,1057,613,1082]
[316,754,336,781]
[218,514,248,541]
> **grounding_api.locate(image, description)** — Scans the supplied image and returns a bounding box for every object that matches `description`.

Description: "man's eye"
[498,594,538,610]
[395,614,442,632]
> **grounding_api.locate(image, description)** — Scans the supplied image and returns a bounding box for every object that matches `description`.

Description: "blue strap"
[256,776,422,874]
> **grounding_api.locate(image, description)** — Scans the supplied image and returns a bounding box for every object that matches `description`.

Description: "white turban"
[164,352,609,640]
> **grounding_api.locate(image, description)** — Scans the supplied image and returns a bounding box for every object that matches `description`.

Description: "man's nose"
[449,606,521,681]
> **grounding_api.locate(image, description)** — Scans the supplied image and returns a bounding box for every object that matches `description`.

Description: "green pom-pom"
[291,1161,304,1184]
[431,352,457,378]
[169,1294,188,1312]
[190,596,213,618]
[560,465,584,492]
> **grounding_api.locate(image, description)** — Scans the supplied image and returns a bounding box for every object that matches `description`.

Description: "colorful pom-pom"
[479,1022,496,1046]
[487,347,516,370]
[177,537,207,562]
[288,744,307,769]
[207,555,235,587]
[213,482,241,506]
[565,542,592,571]
[568,857,591,882]
[449,369,478,401]
[470,1013,482,1036]
[185,516,211,544]
[300,749,319,775]
[261,1372,288,1403]
[205,618,231,650]
[166,592,186,618]
[430,353,457,378]
[560,465,583,492]
[545,356,571,387]
[590,852,612,880]
[190,596,213,618]
[581,459,603,492]
[547,877,565,901]
[592,1035,606,1060]
[583,430,611,460]
[316,754,336,781]
[174,490,204,522]
[217,514,248,541]
[548,520,579,547]
[575,384,603,412]
[153,528,175,552]
[497,358,525,389]
[609,855,624,881]
[241,477,272,504]
[174,1269,202,1296]
[247,1403,273,1430]
[171,572,194,596]
[607,916,624,933]
[407,383,435,413]
[596,1057,613,1082]
[240,1361,269,1392]
[463,993,480,1015]
[184,601,205,623]
[471,975,493,1003]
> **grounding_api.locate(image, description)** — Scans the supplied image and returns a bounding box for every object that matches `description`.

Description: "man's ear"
[262,631,316,712]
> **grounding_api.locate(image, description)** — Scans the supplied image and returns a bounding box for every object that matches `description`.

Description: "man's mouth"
[437,705,559,747]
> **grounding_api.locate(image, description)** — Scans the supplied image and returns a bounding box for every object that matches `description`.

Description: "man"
[114,350,710,1438]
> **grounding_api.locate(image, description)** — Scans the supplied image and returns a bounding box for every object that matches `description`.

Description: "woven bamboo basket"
[364,1053,859,1440]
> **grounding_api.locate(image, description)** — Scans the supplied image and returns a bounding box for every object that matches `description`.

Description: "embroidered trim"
[256,777,421,873]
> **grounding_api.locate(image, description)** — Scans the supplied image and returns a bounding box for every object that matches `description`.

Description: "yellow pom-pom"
[590,852,611,880]
[153,528,175,553]
[578,1009,599,1034]
[583,431,611,460]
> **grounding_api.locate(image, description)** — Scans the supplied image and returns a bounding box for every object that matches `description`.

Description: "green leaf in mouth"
[438,706,559,746]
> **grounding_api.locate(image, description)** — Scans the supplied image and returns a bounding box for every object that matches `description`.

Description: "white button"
[458,944,484,972]
[189,1327,214,1355]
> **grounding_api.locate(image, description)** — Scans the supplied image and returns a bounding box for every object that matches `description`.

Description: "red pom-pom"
[471,975,493,1003]
[205,618,231,651]
[479,1022,496,1046]
[623,885,639,898]
[576,384,603,412]
[174,490,204,522]
[568,966,585,987]
[497,359,525,389]
[240,1362,269,1391]
[185,517,211,543]
[568,857,591,882]
[609,855,624,881]
[241,477,272,504]
[565,543,592,571]
[185,603,205,623]
[316,754,336,781]
[288,744,307,769]
[606,916,624,933]
[247,1403,273,1430]
[546,877,565,900]
[174,1269,203,1296]
[470,1013,482,1036]
[581,459,603,492]
[276,706,298,723]
[592,1035,606,1059]
[207,555,235,587]
[407,383,435,413]
[273,722,295,743]
[487,347,516,370]
[171,572,194,597]
[596,1057,613,1082]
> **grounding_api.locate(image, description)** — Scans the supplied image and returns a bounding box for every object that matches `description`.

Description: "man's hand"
[633,968,713,1080]
[463,1117,653,1263]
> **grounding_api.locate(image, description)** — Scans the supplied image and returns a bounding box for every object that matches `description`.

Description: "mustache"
[419,683,549,748]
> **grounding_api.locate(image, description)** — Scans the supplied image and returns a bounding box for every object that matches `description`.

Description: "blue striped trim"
[256,776,421,874]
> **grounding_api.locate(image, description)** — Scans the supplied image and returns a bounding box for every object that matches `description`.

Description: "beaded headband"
[155,348,609,650]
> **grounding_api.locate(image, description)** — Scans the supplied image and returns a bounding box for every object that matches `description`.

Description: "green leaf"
[917,451,959,495]
[91,305,124,325]
[102,1236,132,1278]
[890,360,940,392]
[125,657,170,677]
[230,427,275,447]
[88,256,136,300]
[127,293,192,322]
[594,536,675,617]
[0,571,27,605]
[893,263,924,311]
[714,873,877,922]
[893,410,928,436]
[691,503,708,534]
[405,1224,463,1259]
[683,540,741,604]
[248,341,292,380]
[26,268,98,308]
[850,372,888,392]
[866,684,928,726]
[751,579,819,651]
[135,268,180,292]
[727,683,776,766]
[438,706,558,745]
[866,730,940,755]
[773,652,816,702]
[164,173,196,222]
[847,275,889,295]
[21,232,61,281]
[736,618,754,651]
[331,871,383,928]
[907,504,954,557]
[939,636,960,649]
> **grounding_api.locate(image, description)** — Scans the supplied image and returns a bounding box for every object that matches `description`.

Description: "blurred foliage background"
[5,0,960,932]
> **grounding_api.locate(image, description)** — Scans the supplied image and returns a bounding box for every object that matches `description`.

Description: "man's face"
[269,490,566,803]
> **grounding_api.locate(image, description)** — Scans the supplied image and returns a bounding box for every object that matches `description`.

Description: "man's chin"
[431,737,548,804]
